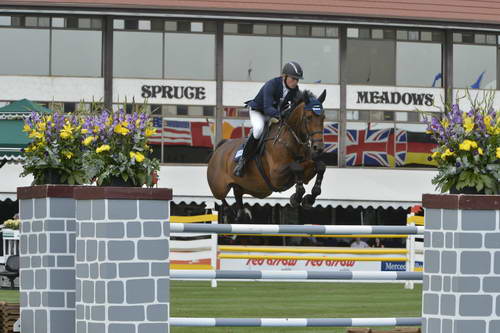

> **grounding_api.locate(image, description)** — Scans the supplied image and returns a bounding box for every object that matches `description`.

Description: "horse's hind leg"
[221,198,236,222]
[289,161,306,208]
[233,185,250,223]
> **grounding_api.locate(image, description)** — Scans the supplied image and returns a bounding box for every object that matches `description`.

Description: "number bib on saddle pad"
[234,143,245,162]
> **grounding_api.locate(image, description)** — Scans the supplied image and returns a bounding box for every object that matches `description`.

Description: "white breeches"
[249,109,266,139]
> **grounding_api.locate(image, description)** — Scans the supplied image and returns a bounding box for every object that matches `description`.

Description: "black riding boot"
[233,135,258,177]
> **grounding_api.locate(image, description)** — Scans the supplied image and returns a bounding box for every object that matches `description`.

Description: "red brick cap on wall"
[423,194,500,210]
[17,185,173,201]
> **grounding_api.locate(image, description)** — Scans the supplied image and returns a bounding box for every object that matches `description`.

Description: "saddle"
[233,119,272,162]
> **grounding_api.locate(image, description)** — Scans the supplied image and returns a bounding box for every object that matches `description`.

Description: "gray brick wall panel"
[139,200,169,220]
[459,295,492,316]
[454,320,486,333]
[126,279,155,304]
[108,200,138,220]
[462,210,496,231]
[460,251,491,274]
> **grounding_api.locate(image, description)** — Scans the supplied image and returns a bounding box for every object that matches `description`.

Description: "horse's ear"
[318,89,327,104]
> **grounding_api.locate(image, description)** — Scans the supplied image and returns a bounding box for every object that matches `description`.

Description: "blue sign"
[381,261,407,271]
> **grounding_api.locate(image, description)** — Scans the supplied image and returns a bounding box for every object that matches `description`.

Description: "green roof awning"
[0,99,52,161]
[0,120,30,161]
[0,99,52,117]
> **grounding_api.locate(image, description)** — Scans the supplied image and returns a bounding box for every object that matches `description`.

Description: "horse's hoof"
[301,194,315,210]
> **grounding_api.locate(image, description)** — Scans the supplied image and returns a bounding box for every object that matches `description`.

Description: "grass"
[0,281,422,333]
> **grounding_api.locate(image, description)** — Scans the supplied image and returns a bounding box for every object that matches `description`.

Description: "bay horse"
[207,90,327,222]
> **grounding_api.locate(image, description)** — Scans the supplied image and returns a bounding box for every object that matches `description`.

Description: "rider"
[233,61,304,177]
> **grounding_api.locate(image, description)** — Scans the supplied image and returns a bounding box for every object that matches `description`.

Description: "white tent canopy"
[1,164,438,208]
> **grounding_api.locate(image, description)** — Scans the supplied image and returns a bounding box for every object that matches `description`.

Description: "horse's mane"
[289,90,316,113]
[292,89,316,107]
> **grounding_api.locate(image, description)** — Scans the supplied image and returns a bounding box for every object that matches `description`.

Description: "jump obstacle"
[18,190,429,333]
[167,221,423,328]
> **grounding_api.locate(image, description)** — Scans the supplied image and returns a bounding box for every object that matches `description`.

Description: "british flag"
[392,129,408,166]
[346,128,393,166]
[323,122,339,153]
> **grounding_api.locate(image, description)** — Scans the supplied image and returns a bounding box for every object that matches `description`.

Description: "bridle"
[268,102,324,159]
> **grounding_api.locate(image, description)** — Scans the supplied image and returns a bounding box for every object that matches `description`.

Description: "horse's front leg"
[289,161,307,208]
[301,160,326,209]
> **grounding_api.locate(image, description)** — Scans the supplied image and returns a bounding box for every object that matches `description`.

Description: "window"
[164,33,215,80]
[51,30,102,76]
[0,15,102,77]
[346,28,396,85]
[224,23,339,83]
[224,35,280,81]
[453,32,497,89]
[0,28,50,75]
[282,35,339,84]
[113,31,163,78]
[113,19,216,80]
[396,30,443,87]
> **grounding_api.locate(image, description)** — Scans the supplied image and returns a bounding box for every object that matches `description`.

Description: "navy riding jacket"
[246,77,299,118]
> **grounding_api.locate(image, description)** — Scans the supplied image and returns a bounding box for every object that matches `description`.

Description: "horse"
[207,89,327,222]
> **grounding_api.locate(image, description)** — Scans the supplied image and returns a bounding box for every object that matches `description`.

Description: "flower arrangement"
[424,94,500,194]
[21,111,88,185]
[21,105,160,187]
[81,108,160,187]
[3,219,20,230]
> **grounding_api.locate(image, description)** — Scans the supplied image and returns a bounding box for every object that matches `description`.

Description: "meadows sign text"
[356,90,434,106]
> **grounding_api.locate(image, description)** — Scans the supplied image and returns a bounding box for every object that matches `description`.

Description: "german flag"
[403,131,438,167]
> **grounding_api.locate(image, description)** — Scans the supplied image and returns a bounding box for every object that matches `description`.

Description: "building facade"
[1,0,499,211]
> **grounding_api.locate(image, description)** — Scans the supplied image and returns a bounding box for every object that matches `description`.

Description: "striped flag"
[163,120,192,146]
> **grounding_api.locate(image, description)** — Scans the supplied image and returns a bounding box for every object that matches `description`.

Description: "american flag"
[323,122,339,153]
[346,128,393,167]
[163,120,192,146]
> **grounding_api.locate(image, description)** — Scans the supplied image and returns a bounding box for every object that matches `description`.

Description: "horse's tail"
[207,139,228,163]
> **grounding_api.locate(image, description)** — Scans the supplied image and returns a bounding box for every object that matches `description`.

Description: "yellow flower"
[145,128,155,137]
[60,123,74,139]
[36,122,46,131]
[81,129,89,134]
[463,116,474,133]
[93,125,100,133]
[23,124,31,132]
[28,131,44,139]
[441,149,455,159]
[497,147,500,159]
[96,145,111,153]
[136,119,141,127]
[130,151,145,163]
[62,151,74,159]
[477,147,484,155]
[82,136,96,146]
[114,124,130,136]
[121,121,129,127]
[105,117,112,126]
[459,140,477,151]
[431,151,441,160]
[441,119,449,129]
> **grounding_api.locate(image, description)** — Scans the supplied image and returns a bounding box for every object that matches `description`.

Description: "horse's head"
[286,89,327,158]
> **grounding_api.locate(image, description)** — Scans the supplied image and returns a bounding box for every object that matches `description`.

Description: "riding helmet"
[282,61,304,80]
